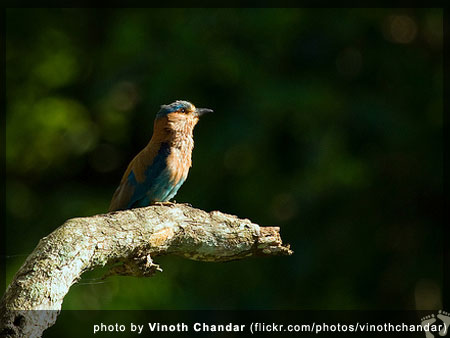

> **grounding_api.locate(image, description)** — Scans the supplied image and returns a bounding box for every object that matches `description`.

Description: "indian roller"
[108,100,213,212]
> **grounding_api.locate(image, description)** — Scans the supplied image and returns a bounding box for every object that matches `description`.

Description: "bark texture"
[0,203,292,338]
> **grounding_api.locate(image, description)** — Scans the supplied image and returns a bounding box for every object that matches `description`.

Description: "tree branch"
[0,203,292,338]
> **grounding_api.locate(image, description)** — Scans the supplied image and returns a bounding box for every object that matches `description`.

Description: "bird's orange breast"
[166,146,192,183]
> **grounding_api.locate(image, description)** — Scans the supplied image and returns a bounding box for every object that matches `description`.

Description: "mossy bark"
[0,203,292,338]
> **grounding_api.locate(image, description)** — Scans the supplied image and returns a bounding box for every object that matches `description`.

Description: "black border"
[1,7,6,298]
[443,6,449,310]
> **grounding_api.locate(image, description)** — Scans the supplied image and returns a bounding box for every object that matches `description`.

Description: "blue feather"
[126,142,173,208]
[164,177,186,201]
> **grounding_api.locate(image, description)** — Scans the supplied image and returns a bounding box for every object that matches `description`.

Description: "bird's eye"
[180,108,186,113]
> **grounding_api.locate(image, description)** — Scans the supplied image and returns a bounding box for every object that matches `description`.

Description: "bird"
[108,100,212,212]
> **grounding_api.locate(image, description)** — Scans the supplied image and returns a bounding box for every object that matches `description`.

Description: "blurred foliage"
[5,8,443,312]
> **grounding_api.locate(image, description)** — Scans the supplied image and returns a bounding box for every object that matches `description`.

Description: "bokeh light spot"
[414,279,441,310]
[384,15,418,44]
[110,81,140,112]
[34,50,79,88]
[6,96,97,173]
[423,12,443,49]
[33,29,80,88]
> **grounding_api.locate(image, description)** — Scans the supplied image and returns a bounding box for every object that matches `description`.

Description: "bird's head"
[156,100,212,122]
[153,100,212,139]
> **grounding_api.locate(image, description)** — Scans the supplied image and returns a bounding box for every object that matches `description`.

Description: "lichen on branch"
[0,203,292,338]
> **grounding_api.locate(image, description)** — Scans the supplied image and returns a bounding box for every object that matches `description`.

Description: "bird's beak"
[195,107,213,117]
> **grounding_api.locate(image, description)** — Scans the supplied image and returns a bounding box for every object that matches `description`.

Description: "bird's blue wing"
[127,142,172,208]
[109,143,171,211]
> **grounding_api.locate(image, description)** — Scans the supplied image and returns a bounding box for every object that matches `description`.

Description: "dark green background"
[6,8,443,314]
